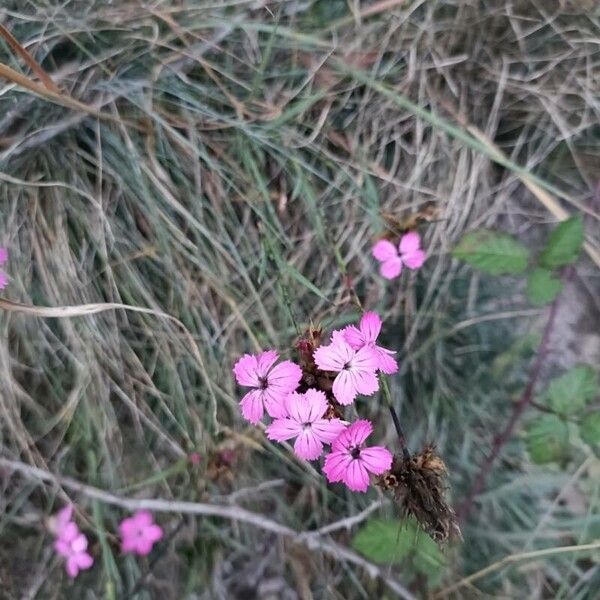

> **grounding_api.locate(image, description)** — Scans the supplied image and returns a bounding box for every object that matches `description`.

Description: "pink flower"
[313,339,379,405]
[233,350,302,424]
[51,505,74,538]
[54,522,94,578]
[323,420,393,492]
[343,312,398,375]
[266,389,346,460]
[119,511,163,556]
[0,247,8,289]
[372,231,426,279]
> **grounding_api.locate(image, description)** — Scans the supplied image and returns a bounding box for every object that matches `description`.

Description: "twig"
[0,457,416,600]
[456,274,567,522]
[434,540,600,598]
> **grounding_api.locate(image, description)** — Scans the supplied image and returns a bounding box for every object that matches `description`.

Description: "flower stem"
[380,377,411,461]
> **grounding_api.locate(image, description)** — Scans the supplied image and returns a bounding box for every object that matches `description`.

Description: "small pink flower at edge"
[51,505,74,538]
[119,511,163,556]
[266,389,347,460]
[323,420,393,493]
[313,339,379,405]
[343,312,398,375]
[372,231,425,279]
[54,522,94,578]
[233,350,302,424]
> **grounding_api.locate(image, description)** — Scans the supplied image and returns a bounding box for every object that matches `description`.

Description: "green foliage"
[352,518,445,577]
[539,216,584,268]
[526,415,569,464]
[580,412,600,446]
[546,366,599,416]
[452,230,529,274]
[526,268,563,305]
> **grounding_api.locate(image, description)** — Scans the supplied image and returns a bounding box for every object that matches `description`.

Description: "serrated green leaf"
[452,230,529,274]
[580,412,600,446]
[539,215,584,267]
[526,268,563,305]
[546,366,599,415]
[352,518,445,575]
[526,415,569,464]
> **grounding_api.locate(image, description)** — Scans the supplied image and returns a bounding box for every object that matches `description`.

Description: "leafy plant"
[352,517,445,580]
[453,216,584,306]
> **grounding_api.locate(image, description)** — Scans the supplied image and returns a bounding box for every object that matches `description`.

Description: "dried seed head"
[378,444,461,544]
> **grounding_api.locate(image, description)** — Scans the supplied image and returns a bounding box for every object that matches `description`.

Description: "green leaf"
[580,412,600,446]
[526,415,569,464]
[452,230,529,274]
[526,268,563,305]
[539,215,584,267]
[352,518,445,576]
[546,366,599,415]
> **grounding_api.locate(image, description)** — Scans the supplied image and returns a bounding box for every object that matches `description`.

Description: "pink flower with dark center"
[372,231,426,279]
[266,389,346,460]
[313,339,379,405]
[323,420,393,492]
[233,350,302,424]
[54,522,94,578]
[0,247,8,289]
[119,511,163,556]
[343,312,398,375]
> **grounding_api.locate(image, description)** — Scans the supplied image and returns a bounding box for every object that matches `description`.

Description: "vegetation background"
[0,1,599,598]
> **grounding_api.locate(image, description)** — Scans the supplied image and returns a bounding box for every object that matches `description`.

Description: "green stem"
[380,377,411,460]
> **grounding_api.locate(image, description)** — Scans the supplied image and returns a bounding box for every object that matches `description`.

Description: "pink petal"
[332,370,357,405]
[54,539,70,557]
[359,312,382,343]
[256,350,279,378]
[351,369,379,397]
[0,271,7,288]
[343,325,365,349]
[133,511,153,528]
[135,539,154,556]
[294,430,323,460]
[303,389,328,422]
[331,427,352,452]
[314,342,353,372]
[399,231,421,255]
[262,388,288,419]
[348,420,373,447]
[266,417,302,442]
[375,347,398,374]
[380,257,402,279]
[359,447,393,474]
[121,537,138,553]
[267,360,302,394]
[66,557,80,578]
[58,522,80,544]
[54,505,74,534]
[232,354,260,387]
[118,516,137,537]
[74,551,94,570]
[330,329,347,345]
[350,346,379,372]
[71,533,88,553]
[0,248,7,264]
[323,451,352,482]
[402,248,426,270]
[372,239,398,262]
[239,389,264,424]
[143,524,163,543]
[311,418,347,443]
[344,460,370,492]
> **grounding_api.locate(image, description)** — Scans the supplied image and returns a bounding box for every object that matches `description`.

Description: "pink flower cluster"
[50,506,162,578]
[233,312,395,492]
[0,247,8,289]
[51,506,94,578]
[372,231,426,279]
